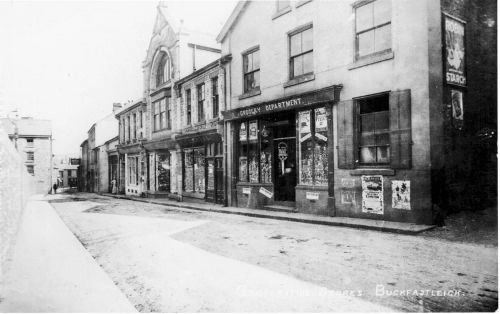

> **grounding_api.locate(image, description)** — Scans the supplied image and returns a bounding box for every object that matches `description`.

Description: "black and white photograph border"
[0,0,497,312]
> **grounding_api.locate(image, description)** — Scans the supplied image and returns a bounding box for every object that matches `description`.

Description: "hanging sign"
[361,175,384,215]
[259,187,273,198]
[392,180,411,210]
[444,15,466,87]
[278,142,288,174]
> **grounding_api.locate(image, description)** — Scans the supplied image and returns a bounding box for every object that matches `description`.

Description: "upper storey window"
[155,52,171,87]
[355,0,391,59]
[289,25,313,79]
[276,0,290,12]
[243,48,260,93]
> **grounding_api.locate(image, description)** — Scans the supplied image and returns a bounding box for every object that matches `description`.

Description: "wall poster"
[451,89,464,121]
[392,180,411,210]
[361,175,384,215]
[444,14,466,87]
[239,123,247,142]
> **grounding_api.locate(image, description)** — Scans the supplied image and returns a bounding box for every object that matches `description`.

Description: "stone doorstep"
[102,193,435,235]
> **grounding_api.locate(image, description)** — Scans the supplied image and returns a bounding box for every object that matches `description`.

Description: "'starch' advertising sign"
[444,15,466,87]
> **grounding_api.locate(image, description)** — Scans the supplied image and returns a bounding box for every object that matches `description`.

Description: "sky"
[0,0,236,155]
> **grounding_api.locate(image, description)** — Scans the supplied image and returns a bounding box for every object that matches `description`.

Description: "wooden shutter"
[389,90,412,169]
[337,100,355,169]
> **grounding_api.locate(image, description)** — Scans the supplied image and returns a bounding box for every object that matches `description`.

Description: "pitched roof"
[216,1,250,43]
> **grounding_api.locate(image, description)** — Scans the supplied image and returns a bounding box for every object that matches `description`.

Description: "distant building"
[52,155,79,189]
[79,103,121,193]
[0,117,53,194]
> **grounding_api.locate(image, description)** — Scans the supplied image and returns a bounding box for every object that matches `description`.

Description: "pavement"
[0,196,137,312]
[103,193,435,235]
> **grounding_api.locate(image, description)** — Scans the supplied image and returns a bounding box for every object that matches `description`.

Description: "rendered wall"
[0,128,35,279]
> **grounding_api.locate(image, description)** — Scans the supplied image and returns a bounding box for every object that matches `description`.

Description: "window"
[243,48,260,93]
[166,98,171,129]
[26,165,34,175]
[277,0,290,11]
[140,111,143,128]
[156,52,170,87]
[358,94,390,164]
[197,84,205,122]
[212,77,219,118]
[154,98,171,131]
[156,152,170,192]
[337,90,411,169]
[154,101,160,131]
[26,138,34,147]
[289,25,313,79]
[355,0,391,59]
[238,120,272,183]
[27,152,34,162]
[160,99,166,129]
[127,116,131,141]
[298,107,328,185]
[132,113,137,139]
[186,89,192,124]
[183,147,205,193]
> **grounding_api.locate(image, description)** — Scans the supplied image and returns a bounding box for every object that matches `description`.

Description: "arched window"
[156,52,170,87]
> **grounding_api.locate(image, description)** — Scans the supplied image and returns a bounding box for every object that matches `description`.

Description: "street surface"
[50,193,497,312]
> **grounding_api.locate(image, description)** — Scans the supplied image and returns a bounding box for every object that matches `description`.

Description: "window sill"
[236,182,273,186]
[272,6,292,20]
[284,73,315,88]
[239,88,261,100]
[349,168,395,176]
[348,50,394,70]
[296,0,312,8]
[296,185,328,191]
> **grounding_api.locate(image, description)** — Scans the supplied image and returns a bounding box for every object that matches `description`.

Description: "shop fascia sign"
[235,97,303,119]
[222,85,341,121]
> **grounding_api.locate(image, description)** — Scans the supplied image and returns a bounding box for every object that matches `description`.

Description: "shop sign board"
[444,14,466,87]
[306,192,320,200]
[259,187,273,198]
[392,180,411,210]
[222,86,340,120]
[361,175,384,215]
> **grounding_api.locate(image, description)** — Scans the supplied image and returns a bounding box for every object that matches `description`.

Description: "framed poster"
[444,14,466,87]
[451,89,464,121]
[249,120,258,141]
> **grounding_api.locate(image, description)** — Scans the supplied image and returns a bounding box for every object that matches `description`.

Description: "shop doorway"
[273,138,296,202]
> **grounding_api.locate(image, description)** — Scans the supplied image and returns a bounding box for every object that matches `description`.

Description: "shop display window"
[183,149,194,192]
[194,148,206,193]
[157,152,170,192]
[298,107,328,186]
[238,120,273,184]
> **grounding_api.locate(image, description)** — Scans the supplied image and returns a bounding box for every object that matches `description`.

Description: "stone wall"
[0,128,35,278]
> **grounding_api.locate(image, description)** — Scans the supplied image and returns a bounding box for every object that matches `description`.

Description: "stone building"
[114,3,223,198]
[216,0,496,224]
[0,117,52,194]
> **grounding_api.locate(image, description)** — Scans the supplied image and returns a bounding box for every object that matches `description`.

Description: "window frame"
[354,0,392,60]
[26,165,34,175]
[186,89,192,125]
[212,76,219,118]
[197,83,205,122]
[155,52,170,87]
[288,24,314,79]
[27,151,34,162]
[242,47,260,93]
[355,92,391,166]
[26,138,34,147]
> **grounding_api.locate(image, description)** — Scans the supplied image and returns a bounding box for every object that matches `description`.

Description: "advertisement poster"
[392,180,411,210]
[451,89,464,121]
[315,107,327,132]
[299,111,311,140]
[249,120,258,141]
[361,175,384,215]
[239,123,247,142]
[444,15,466,87]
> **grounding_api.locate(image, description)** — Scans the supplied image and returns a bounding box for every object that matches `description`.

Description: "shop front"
[143,138,178,199]
[223,85,341,215]
[176,128,224,205]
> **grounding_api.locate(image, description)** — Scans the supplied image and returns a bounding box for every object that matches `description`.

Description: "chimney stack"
[112,103,122,113]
